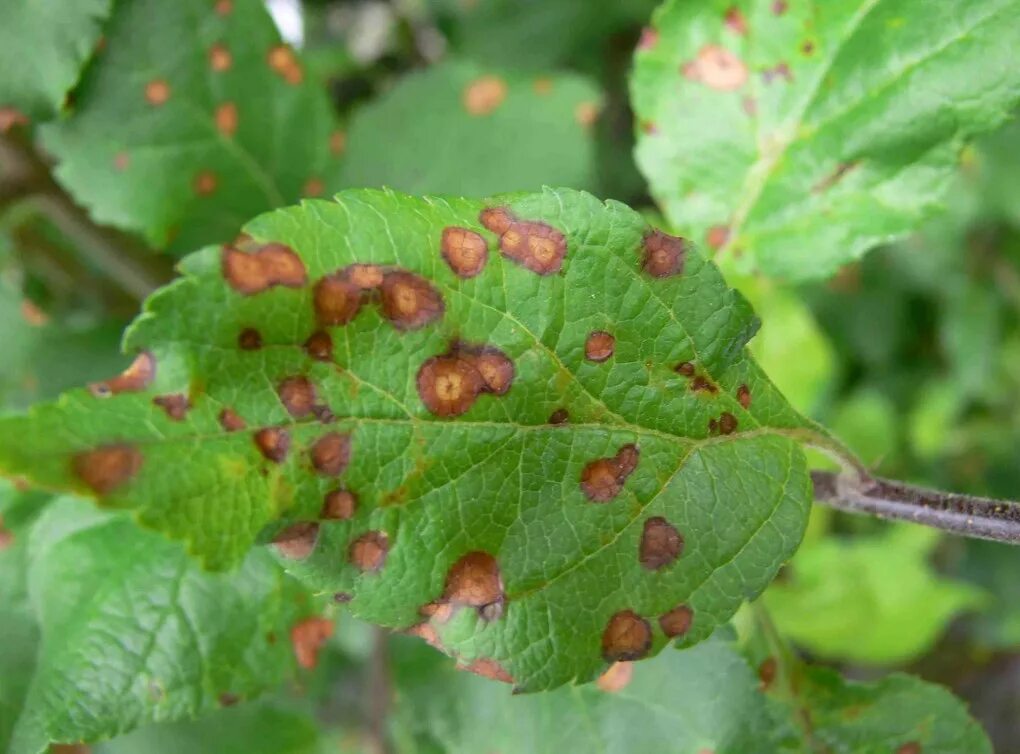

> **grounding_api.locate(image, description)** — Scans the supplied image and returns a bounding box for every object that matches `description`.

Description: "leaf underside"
[0,187,815,691]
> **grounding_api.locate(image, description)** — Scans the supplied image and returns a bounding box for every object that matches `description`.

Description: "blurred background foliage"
[1,0,1019,751]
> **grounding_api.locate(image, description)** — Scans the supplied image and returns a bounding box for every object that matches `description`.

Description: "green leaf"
[0,0,112,121]
[631,0,1020,280]
[0,187,819,691]
[8,498,319,754]
[339,61,601,196]
[41,0,341,253]
[765,525,985,664]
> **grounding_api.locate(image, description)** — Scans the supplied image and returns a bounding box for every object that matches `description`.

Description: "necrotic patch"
[379,270,444,330]
[441,226,489,278]
[277,376,318,418]
[313,273,363,325]
[480,207,567,275]
[444,551,504,619]
[658,604,693,638]
[223,242,306,295]
[218,408,246,432]
[585,331,615,362]
[304,331,333,361]
[580,444,640,502]
[642,230,688,278]
[88,351,155,396]
[321,489,357,520]
[290,616,333,669]
[311,432,352,476]
[73,444,143,494]
[601,610,652,662]
[238,327,262,350]
[272,522,319,559]
[639,517,684,570]
[349,530,389,572]
[254,427,290,462]
[153,394,190,421]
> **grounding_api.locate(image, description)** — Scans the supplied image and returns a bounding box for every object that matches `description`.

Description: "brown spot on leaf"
[896,744,922,754]
[444,551,504,619]
[322,489,357,520]
[724,7,748,35]
[290,616,333,669]
[238,327,262,350]
[223,242,307,295]
[460,658,513,684]
[267,44,303,85]
[479,207,514,235]
[758,656,777,690]
[218,408,246,432]
[215,101,237,136]
[441,226,489,278]
[585,331,615,362]
[214,0,232,15]
[416,354,484,417]
[463,75,507,116]
[304,330,333,361]
[802,40,816,55]
[329,129,346,156]
[683,45,748,91]
[209,43,232,72]
[302,177,324,197]
[310,432,352,476]
[73,444,143,494]
[642,230,688,277]
[313,273,363,325]
[575,101,600,128]
[706,225,730,249]
[219,693,240,707]
[549,408,569,425]
[407,621,443,650]
[580,444,640,502]
[675,361,696,377]
[462,345,514,395]
[637,27,658,51]
[88,351,155,397]
[153,394,190,421]
[254,427,290,462]
[690,376,719,394]
[659,604,693,638]
[278,376,318,418]
[737,384,752,408]
[716,412,738,435]
[639,517,683,570]
[596,662,633,693]
[480,207,567,275]
[346,263,384,289]
[145,79,171,105]
[349,530,388,572]
[193,170,218,195]
[272,522,319,559]
[379,270,445,330]
[602,610,652,662]
[532,77,553,95]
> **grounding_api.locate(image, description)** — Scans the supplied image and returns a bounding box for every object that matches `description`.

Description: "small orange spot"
[441,226,489,278]
[596,662,633,692]
[682,45,748,91]
[459,658,513,684]
[73,444,143,494]
[145,79,171,106]
[580,444,639,502]
[223,242,307,295]
[267,44,303,85]
[574,101,600,128]
[209,43,232,72]
[758,656,777,690]
[310,432,352,476]
[273,522,319,559]
[463,75,507,116]
[218,408,246,432]
[193,170,218,195]
[153,394,190,421]
[238,327,262,350]
[602,610,651,662]
[659,604,693,638]
[532,77,553,95]
[585,331,615,362]
[737,384,752,408]
[290,616,333,669]
[642,230,688,277]
[349,530,389,572]
[379,270,445,331]
[304,330,333,361]
[322,489,357,520]
[277,376,318,418]
[215,101,238,137]
[113,152,130,171]
[254,427,290,462]
[88,351,156,397]
[214,0,233,15]
[706,225,730,249]
[444,551,504,618]
[639,517,683,570]
[302,176,324,197]
[329,129,346,156]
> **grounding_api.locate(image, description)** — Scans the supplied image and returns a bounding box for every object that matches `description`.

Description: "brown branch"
[812,469,1020,544]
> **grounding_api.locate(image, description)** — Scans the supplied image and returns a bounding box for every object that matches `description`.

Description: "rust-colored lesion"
[254,427,290,462]
[416,342,515,417]
[267,44,303,85]
[441,226,489,278]
[272,522,319,559]
[585,331,616,362]
[321,489,357,520]
[277,376,318,418]
[379,270,445,330]
[642,230,688,278]
[310,432,352,476]
[602,610,652,662]
[89,351,156,397]
[580,444,640,502]
[479,207,568,275]
[153,393,190,421]
[443,551,505,621]
[349,530,388,572]
[290,616,333,669]
[682,45,748,91]
[222,241,307,295]
[658,604,693,638]
[73,444,143,494]
[639,517,684,570]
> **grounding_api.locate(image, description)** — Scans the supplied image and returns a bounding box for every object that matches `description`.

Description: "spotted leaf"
[0,188,823,691]
[631,0,1020,280]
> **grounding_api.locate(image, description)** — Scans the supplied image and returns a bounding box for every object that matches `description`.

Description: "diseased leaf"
[41,0,341,252]
[8,498,321,754]
[0,187,820,691]
[0,0,112,122]
[631,0,1020,280]
[339,61,601,196]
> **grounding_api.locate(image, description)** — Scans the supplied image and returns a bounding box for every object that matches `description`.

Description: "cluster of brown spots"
[215,101,237,136]
[706,225,730,250]
[304,330,333,361]
[532,77,553,95]
[208,43,232,72]
[658,604,693,638]
[267,44,303,85]
[813,161,859,193]
[602,610,652,662]
[682,46,748,91]
[441,226,489,278]
[89,351,155,397]
[193,171,218,196]
[290,616,334,669]
[637,27,658,51]
[310,432,351,476]
[896,744,922,754]
[762,62,793,84]
[479,207,567,275]
[238,327,262,350]
[724,7,748,35]
[254,427,290,462]
[349,530,388,572]
[380,270,445,330]
[584,331,615,362]
[73,444,143,494]
[575,101,600,128]
[0,107,29,133]
[277,376,318,418]
[214,0,232,15]
[145,79,171,106]
[218,408,246,432]
[444,551,504,621]
[329,129,346,156]
[580,444,639,502]
[549,408,569,425]
[113,151,130,171]
[639,517,683,570]
[690,375,719,394]
[462,75,507,116]
[302,177,324,197]
[322,489,357,520]
[675,361,696,377]
[596,662,633,693]
[757,656,777,690]
[737,384,752,409]
[642,230,688,277]
[223,242,306,295]
[416,343,514,417]
[272,522,319,559]
[459,658,513,684]
[708,412,738,435]
[153,394,190,421]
